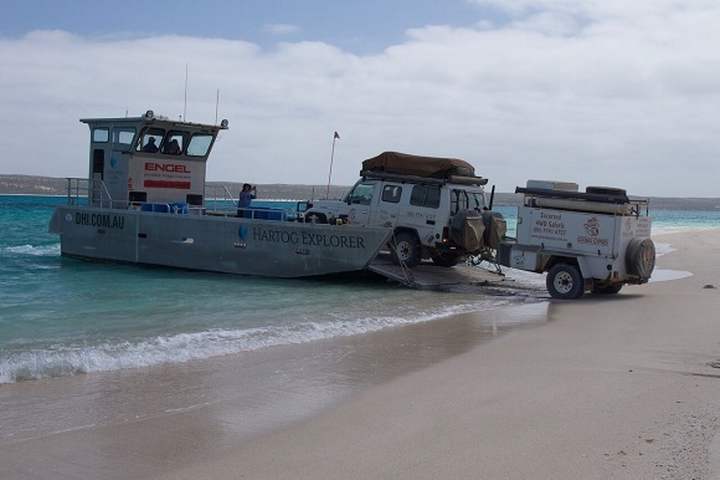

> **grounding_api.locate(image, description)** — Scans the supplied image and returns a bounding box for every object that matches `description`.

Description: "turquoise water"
[0,195,717,383]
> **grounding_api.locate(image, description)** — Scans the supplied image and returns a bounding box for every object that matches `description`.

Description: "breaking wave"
[0,298,532,384]
[2,243,60,256]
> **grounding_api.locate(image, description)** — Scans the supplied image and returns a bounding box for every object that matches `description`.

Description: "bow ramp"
[367,255,510,291]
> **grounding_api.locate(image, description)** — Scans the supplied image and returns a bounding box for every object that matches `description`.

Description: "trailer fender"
[576,256,611,281]
[576,256,592,279]
[544,255,601,282]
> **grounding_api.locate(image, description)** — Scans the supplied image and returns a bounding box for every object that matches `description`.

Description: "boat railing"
[203,184,289,221]
[64,178,290,221]
[203,184,238,210]
[66,177,116,209]
[234,207,288,221]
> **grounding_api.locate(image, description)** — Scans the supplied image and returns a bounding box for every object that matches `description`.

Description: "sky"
[1,0,719,196]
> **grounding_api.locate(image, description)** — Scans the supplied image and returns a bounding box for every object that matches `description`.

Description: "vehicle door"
[345,182,377,225]
[450,189,471,217]
[405,184,442,245]
[468,190,486,210]
[374,183,403,227]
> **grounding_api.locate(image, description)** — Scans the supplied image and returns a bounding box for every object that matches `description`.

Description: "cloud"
[262,23,301,35]
[469,0,718,19]
[1,6,720,196]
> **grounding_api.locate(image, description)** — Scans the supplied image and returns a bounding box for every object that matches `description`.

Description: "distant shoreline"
[2,174,720,209]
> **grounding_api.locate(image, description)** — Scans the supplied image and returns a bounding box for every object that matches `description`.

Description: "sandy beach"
[2,230,719,479]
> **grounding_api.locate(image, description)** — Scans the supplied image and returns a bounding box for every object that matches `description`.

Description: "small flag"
[333,131,340,140]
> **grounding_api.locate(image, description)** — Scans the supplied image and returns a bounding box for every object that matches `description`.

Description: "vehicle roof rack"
[362,170,488,186]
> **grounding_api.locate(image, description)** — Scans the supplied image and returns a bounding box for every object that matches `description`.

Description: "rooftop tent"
[361,151,476,178]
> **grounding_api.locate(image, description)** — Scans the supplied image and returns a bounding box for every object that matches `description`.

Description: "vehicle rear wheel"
[546,263,585,299]
[391,232,421,268]
[431,252,461,268]
[592,283,623,295]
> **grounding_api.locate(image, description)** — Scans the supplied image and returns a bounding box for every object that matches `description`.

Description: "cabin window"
[186,194,203,206]
[186,134,214,157]
[348,183,375,206]
[410,185,441,209]
[381,185,402,203]
[113,128,136,145]
[137,128,165,153]
[92,128,109,143]
[129,191,147,204]
[162,131,187,155]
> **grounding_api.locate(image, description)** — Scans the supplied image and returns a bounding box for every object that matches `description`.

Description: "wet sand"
[0,301,548,479]
[2,230,720,479]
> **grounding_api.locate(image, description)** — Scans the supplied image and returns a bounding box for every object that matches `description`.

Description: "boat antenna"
[325,131,340,199]
[215,88,220,125]
[183,64,189,121]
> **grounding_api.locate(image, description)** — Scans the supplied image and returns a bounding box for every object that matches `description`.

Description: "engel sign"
[128,159,205,191]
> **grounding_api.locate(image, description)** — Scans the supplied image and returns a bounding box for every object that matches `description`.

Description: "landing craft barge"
[49,111,391,277]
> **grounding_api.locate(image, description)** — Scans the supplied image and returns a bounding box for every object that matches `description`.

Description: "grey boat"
[49,111,391,277]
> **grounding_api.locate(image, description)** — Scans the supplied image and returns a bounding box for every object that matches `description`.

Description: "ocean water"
[0,195,717,384]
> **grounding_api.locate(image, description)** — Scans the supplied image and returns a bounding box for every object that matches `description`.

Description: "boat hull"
[49,207,391,278]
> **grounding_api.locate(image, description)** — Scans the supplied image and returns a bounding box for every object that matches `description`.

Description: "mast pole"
[215,88,220,125]
[326,133,338,199]
[183,64,189,121]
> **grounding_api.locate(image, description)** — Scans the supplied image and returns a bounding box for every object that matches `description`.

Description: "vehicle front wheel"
[431,252,461,268]
[592,283,623,295]
[305,212,327,224]
[391,232,421,268]
[546,263,585,299]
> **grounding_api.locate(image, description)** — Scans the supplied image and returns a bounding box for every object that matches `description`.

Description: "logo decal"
[578,216,609,247]
[584,217,600,237]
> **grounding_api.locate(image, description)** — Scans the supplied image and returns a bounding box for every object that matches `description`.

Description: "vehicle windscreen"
[347,183,375,205]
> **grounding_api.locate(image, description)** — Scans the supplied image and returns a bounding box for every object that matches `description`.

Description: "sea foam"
[0,298,525,384]
[2,243,60,256]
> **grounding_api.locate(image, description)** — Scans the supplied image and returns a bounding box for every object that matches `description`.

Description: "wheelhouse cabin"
[80,110,227,209]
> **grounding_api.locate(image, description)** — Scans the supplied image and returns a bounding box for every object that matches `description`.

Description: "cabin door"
[91,148,105,206]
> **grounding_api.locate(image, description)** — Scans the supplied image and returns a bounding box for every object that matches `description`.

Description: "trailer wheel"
[391,231,421,268]
[592,283,623,295]
[547,263,585,299]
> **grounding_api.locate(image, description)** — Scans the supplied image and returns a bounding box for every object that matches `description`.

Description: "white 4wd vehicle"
[304,152,501,267]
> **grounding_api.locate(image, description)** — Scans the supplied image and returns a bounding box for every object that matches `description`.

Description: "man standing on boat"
[237,183,256,217]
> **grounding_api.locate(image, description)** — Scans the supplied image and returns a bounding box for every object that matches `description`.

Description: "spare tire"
[451,210,485,253]
[481,211,506,250]
[625,238,656,281]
